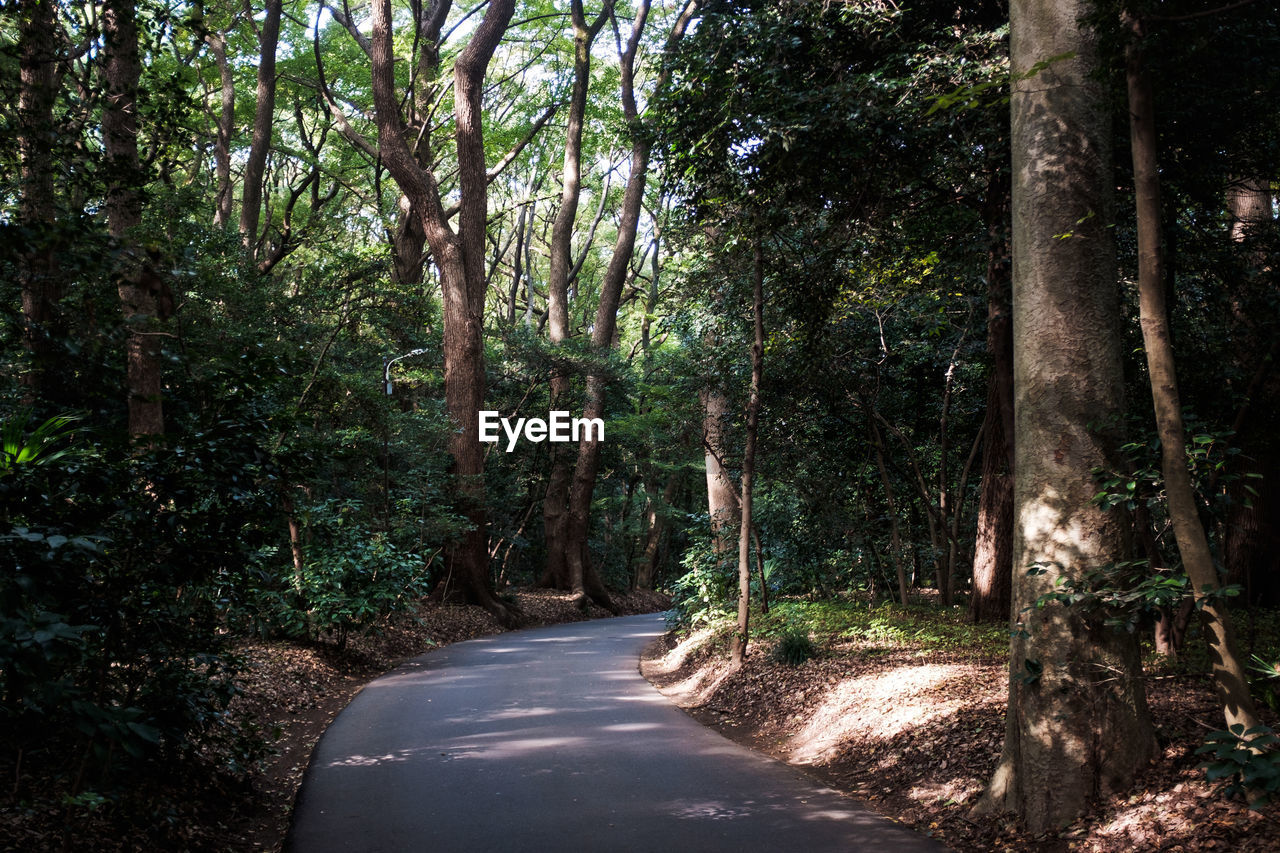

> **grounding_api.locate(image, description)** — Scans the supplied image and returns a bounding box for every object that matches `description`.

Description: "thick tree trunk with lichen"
[975,0,1155,831]
[1223,178,1280,606]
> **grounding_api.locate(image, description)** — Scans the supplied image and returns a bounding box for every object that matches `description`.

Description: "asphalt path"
[286,612,946,852]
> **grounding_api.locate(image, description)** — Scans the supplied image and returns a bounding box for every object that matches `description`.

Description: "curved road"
[287,613,945,852]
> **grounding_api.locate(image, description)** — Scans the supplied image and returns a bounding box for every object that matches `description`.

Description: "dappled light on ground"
[644,615,1280,852]
[788,664,965,764]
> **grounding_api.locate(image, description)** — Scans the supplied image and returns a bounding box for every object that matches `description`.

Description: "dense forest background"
[2,0,1279,846]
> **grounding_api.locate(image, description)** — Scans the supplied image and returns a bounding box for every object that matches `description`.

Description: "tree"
[976,0,1155,830]
[104,0,165,437]
[560,0,698,608]
[17,0,63,398]
[542,0,612,591]
[1123,7,1260,735]
[366,0,517,623]
[238,0,282,257]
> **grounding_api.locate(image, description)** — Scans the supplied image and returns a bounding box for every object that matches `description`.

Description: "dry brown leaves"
[642,631,1280,853]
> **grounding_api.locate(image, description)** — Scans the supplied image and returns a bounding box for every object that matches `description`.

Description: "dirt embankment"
[642,628,1279,853]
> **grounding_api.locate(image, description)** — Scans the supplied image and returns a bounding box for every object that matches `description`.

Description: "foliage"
[667,521,737,627]
[771,626,816,666]
[1198,724,1280,808]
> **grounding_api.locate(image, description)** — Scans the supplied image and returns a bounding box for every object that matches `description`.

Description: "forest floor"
[642,597,1280,853]
[0,587,668,853]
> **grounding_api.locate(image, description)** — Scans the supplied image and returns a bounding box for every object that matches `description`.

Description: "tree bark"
[366,0,515,625]
[976,0,1155,830]
[701,385,739,549]
[730,235,764,666]
[561,0,697,609]
[205,26,235,229]
[1223,177,1280,606]
[239,0,283,257]
[18,0,63,398]
[104,0,164,437]
[871,420,910,606]
[971,173,1014,624]
[542,0,611,590]
[1124,11,1260,733]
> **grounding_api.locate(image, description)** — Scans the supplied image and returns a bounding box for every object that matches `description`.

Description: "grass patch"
[755,598,1008,660]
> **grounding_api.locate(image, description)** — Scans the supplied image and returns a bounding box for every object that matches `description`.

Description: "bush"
[1198,724,1280,807]
[772,626,816,666]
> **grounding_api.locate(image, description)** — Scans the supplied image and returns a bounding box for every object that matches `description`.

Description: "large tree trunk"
[238,0,283,257]
[367,0,515,625]
[541,0,610,591]
[701,385,739,550]
[970,172,1014,624]
[1124,12,1260,733]
[104,0,164,437]
[976,0,1155,830]
[730,235,764,665]
[18,0,63,399]
[1223,178,1280,606]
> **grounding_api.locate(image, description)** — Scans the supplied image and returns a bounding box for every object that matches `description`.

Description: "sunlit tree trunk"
[976,0,1155,830]
[1124,11,1260,734]
[204,23,235,229]
[104,0,164,437]
[239,0,282,258]
[730,235,764,665]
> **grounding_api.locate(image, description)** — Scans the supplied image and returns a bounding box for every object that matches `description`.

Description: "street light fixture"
[383,348,430,396]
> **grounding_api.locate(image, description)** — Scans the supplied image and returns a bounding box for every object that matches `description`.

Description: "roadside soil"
[641,627,1280,853]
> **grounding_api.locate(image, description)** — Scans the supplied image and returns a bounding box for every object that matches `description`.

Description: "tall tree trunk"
[18,0,63,398]
[541,0,611,590]
[637,472,683,590]
[1223,177,1280,606]
[367,0,515,625]
[561,0,697,609]
[1124,12,1260,733]
[701,385,739,550]
[976,0,1155,830]
[871,420,909,606]
[971,173,1014,623]
[205,25,235,229]
[239,0,283,257]
[104,0,164,437]
[730,235,764,665]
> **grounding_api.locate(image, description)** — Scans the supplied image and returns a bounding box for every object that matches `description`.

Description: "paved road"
[286,613,946,852]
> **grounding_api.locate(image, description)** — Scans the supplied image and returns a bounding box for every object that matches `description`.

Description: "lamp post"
[383,347,430,396]
[381,348,429,530]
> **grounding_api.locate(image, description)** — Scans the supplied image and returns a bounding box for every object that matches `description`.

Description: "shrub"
[772,626,816,666]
